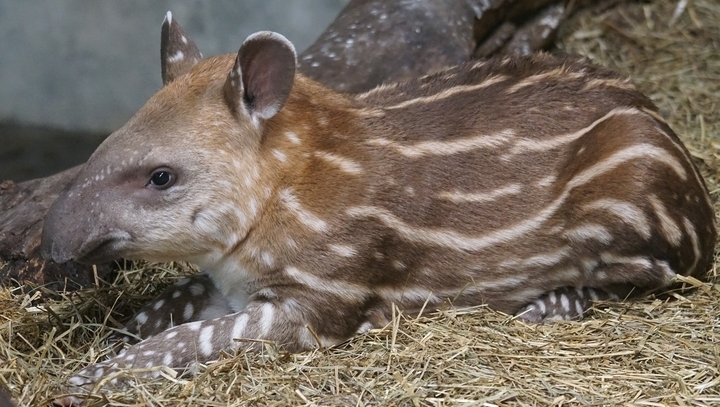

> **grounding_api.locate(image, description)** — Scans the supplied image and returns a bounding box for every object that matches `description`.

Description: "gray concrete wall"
[0,0,348,133]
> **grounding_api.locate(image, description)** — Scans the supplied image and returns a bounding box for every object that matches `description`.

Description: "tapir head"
[41,12,297,267]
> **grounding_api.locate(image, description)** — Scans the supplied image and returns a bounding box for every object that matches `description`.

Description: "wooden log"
[299,0,476,93]
[1,0,599,288]
[0,166,107,290]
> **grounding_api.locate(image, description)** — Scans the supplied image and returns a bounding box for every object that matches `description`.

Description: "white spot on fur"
[600,253,652,269]
[516,247,571,268]
[192,209,222,235]
[232,314,249,341]
[260,251,274,266]
[574,300,583,316]
[258,303,275,337]
[329,244,357,257]
[163,352,174,366]
[649,194,683,246]
[505,108,645,157]
[285,266,366,299]
[439,184,521,203]
[199,326,214,356]
[68,376,87,386]
[535,175,557,187]
[587,289,599,301]
[279,188,328,232]
[190,283,206,296]
[153,300,165,311]
[583,199,651,239]
[356,321,373,334]
[683,217,701,276]
[369,129,514,158]
[272,149,287,163]
[135,312,148,325]
[184,303,194,320]
[564,224,613,244]
[185,321,202,331]
[285,131,301,144]
[168,50,184,63]
[383,76,509,110]
[314,152,363,174]
[506,67,584,93]
[248,198,258,217]
[560,294,570,312]
[535,299,547,314]
[243,175,253,188]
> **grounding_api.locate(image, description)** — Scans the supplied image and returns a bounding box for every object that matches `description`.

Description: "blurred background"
[0,0,349,181]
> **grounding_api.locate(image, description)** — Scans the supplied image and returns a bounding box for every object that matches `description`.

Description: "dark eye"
[147,169,175,189]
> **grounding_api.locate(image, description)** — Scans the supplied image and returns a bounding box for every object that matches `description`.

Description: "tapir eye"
[147,169,175,189]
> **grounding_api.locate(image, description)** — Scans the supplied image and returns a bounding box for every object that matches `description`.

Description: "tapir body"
[41,12,716,396]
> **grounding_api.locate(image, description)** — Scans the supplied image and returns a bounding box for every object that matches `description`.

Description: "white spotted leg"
[58,288,369,402]
[514,286,619,323]
[116,273,236,343]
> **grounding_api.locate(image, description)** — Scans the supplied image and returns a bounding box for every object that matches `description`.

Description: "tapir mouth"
[77,230,132,264]
[52,230,131,264]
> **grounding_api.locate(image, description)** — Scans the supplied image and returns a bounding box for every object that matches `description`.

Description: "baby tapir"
[42,11,716,395]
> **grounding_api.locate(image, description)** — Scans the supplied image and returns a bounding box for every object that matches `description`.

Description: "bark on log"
[0,166,105,290]
[1,0,600,288]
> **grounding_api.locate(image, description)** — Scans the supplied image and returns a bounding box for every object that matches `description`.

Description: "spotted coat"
[41,11,716,401]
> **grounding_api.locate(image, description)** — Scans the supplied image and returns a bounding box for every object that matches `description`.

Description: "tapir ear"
[223,31,297,124]
[160,11,203,85]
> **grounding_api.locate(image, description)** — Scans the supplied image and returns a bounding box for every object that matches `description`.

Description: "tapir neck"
[205,75,380,287]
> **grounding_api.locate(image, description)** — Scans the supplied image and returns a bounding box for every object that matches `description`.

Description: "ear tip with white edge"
[246,31,296,56]
[164,11,172,24]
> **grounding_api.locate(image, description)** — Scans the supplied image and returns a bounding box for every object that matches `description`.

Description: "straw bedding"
[1,0,719,405]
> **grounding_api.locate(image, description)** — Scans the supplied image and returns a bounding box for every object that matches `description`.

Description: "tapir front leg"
[64,288,371,391]
[119,273,237,342]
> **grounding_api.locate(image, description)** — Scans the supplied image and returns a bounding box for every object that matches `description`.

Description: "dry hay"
[2,0,720,405]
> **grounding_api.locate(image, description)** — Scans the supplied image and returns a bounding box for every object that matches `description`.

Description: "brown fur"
[41,17,716,395]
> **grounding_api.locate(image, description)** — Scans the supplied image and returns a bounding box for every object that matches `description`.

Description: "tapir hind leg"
[514,286,620,322]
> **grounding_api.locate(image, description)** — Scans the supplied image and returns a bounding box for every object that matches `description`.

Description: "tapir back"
[263,54,715,318]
